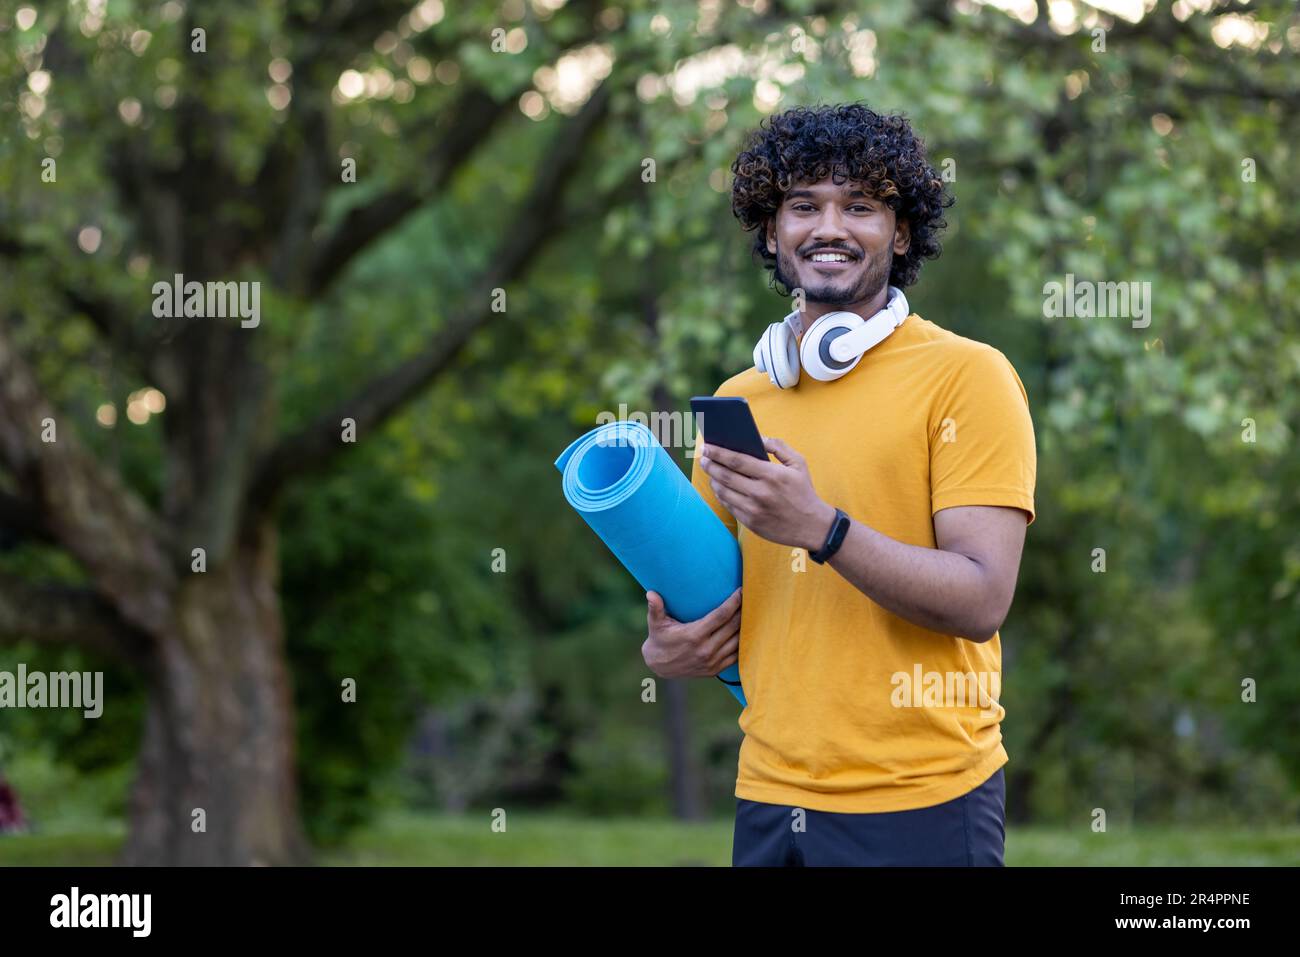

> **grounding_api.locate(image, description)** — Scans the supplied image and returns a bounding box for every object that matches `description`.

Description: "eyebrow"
[785,188,875,202]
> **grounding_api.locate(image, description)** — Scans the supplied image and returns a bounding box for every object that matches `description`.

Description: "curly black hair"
[730,102,953,289]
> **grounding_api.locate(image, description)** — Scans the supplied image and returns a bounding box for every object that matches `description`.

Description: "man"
[642,103,1036,866]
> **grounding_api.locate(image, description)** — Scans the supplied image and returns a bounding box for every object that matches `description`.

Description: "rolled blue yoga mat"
[554,420,746,707]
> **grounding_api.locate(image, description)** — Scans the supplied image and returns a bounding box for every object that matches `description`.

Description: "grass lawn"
[2,814,1297,866]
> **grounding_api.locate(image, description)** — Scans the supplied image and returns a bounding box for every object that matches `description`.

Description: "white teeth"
[810,253,851,262]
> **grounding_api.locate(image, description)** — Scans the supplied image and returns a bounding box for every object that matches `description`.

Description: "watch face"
[825,509,849,556]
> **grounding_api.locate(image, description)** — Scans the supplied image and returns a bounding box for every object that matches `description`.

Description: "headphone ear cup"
[800,311,865,382]
[754,319,800,389]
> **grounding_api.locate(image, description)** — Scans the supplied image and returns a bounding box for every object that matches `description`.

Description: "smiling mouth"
[806,252,856,270]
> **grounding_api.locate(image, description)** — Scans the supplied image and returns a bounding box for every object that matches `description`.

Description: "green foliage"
[279,430,506,844]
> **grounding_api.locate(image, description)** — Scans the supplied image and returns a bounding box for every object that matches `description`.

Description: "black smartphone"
[690,396,769,461]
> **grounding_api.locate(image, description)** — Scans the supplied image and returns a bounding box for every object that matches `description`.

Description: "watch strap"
[810,507,850,564]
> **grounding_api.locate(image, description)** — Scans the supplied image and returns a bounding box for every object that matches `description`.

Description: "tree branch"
[300,86,518,298]
[0,572,149,663]
[250,82,613,503]
[263,0,485,292]
[291,0,618,298]
[0,321,175,640]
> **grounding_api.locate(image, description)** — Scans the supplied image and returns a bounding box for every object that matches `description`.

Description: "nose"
[808,207,852,252]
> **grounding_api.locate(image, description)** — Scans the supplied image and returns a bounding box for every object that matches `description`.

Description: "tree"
[0,0,853,865]
[0,0,618,865]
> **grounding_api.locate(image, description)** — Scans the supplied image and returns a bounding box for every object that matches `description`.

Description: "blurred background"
[0,0,1297,865]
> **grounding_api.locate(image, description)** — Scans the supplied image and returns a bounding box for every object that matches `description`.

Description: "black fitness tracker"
[810,507,850,564]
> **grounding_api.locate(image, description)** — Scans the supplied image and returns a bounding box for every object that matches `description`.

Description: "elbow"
[965,608,1009,644]
[955,557,1017,642]
[967,572,1017,642]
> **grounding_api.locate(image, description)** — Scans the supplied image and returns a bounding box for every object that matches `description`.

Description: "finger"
[702,586,743,625]
[762,435,803,468]
[712,482,756,521]
[711,476,750,504]
[706,598,742,636]
[705,611,741,653]
[701,442,769,479]
[711,641,740,672]
[706,460,765,499]
[712,632,740,657]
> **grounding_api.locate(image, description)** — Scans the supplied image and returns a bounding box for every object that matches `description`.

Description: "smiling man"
[647,103,1037,866]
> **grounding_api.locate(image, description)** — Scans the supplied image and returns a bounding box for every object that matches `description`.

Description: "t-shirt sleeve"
[689,426,739,537]
[929,346,1037,526]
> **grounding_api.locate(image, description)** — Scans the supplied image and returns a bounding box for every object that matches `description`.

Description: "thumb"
[763,435,803,468]
[646,591,666,622]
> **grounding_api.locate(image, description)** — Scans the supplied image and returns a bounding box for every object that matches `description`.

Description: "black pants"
[732,768,1006,866]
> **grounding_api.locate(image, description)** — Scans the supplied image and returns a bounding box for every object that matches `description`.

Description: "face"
[765,175,911,317]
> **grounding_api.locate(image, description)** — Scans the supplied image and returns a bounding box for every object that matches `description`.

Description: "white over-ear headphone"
[753,285,911,390]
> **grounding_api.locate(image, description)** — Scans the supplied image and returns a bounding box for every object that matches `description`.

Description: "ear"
[766,217,777,256]
[893,217,911,256]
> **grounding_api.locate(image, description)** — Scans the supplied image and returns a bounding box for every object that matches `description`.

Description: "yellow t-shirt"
[690,310,1037,813]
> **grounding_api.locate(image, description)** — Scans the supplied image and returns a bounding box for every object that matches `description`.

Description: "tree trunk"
[663,678,703,820]
[122,521,309,865]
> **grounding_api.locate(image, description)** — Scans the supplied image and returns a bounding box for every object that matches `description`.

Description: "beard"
[773,238,893,308]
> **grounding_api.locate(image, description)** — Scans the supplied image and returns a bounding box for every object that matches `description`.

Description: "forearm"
[808,507,996,641]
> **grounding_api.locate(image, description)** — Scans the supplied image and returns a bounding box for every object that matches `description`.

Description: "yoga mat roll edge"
[555,421,746,707]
